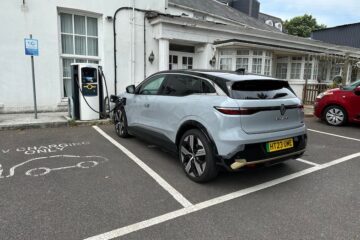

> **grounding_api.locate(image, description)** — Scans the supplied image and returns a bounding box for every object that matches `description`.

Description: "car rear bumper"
[218,133,307,170]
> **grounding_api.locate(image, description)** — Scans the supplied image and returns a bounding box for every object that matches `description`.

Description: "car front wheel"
[179,129,218,182]
[324,105,347,126]
[114,107,130,138]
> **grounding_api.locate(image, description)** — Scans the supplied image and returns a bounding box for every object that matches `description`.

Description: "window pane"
[276,63,288,79]
[173,56,178,64]
[253,50,263,56]
[220,50,233,55]
[237,50,249,56]
[202,80,216,93]
[87,37,98,56]
[87,17,98,36]
[75,36,86,55]
[236,58,249,72]
[75,59,87,63]
[220,58,232,70]
[304,63,312,79]
[60,13,73,33]
[63,58,74,78]
[264,59,271,76]
[163,75,202,96]
[139,76,165,95]
[74,15,86,35]
[252,58,262,74]
[61,34,73,54]
[88,60,99,64]
[291,63,301,79]
[183,57,187,65]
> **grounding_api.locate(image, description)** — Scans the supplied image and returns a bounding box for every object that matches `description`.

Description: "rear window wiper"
[273,93,288,99]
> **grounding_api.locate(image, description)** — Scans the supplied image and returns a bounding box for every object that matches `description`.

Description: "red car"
[314,80,360,126]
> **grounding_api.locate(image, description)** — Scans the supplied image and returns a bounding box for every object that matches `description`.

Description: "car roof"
[157,69,279,82]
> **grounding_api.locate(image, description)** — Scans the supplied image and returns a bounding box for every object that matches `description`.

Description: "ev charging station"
[66,63,105,121]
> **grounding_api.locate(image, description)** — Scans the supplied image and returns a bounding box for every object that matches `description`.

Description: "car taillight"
[214,107,258,115]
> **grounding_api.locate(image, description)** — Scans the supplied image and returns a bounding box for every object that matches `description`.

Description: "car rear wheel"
[179,129,218,182]
[324,105,347,126]
[114,107,130,138]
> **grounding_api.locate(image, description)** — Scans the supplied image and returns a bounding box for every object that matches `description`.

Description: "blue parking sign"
[24,38,39,56]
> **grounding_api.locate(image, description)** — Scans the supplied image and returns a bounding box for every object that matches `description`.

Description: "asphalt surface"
[0,118,359,240]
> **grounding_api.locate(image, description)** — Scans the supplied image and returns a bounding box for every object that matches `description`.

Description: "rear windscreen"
[230,80,297,100]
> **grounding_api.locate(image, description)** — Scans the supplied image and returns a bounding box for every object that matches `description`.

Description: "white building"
[1,0,360,113]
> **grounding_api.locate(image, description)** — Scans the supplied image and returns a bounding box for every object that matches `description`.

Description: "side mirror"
[354,86,360,96]
[110,95,119,103]
[126,85,136,94]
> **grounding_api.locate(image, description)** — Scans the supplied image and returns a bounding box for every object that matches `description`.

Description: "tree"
[284,14,326,38]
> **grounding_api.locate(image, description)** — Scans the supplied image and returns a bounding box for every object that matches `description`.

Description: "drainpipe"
[113,6,146,95]
[113,7,176,94]
[131,0,135,85]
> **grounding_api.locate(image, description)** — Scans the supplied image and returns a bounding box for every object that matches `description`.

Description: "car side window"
[138,75,166,95]
[163,75,216,96]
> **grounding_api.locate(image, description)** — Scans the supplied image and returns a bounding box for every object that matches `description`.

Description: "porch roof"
[150,15,360,60]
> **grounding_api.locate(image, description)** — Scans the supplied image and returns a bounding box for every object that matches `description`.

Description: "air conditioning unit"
[265,20,274,26]
[275,22,283,31]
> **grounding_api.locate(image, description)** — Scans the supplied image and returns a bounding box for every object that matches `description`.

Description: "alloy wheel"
[180,135,207,177]
[115,109,125,135]
[325,107,345,126]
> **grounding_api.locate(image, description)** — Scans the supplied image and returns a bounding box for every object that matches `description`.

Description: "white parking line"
[296,158,320,167]
[84,152,360,240]
[92,126,193,208]
[308,129,360,142]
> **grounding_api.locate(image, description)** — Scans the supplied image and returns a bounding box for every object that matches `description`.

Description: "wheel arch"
[176,120,219,155]
[322,103,348,120]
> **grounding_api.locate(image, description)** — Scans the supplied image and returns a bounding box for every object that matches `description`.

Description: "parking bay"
[0,127,183,240]
[0,118,359,240]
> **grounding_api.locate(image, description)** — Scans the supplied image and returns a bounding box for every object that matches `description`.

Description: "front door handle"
[144,104,150,108]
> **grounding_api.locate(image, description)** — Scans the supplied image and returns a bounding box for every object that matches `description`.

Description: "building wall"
[0,0,166,113]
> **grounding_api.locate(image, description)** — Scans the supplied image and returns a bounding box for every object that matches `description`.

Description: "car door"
[154,74,217,141]
[348,84,360,120]
[131,74,166,129]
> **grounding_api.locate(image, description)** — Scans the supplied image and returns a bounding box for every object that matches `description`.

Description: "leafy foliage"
[284,14,327,38]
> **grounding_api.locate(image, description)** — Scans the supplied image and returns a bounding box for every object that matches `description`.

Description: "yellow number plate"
[266,138,294,153]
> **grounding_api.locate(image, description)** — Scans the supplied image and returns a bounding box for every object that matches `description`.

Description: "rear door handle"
[144,104,150,108]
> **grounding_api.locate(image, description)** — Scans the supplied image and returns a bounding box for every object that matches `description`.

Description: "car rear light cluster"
[214,105,304,115]
[214,107,259,115]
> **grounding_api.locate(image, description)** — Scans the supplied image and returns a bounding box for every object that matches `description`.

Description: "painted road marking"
[308,129,360,142]
[84,152,360,240]
[92,126,192,208]
[0,155,108,179]
[296,158,320,167]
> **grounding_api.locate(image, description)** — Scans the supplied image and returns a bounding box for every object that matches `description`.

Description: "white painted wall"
[0,0,166,113]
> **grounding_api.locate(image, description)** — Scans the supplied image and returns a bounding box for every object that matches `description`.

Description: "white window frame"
[218,49,273,76]
[58,9,102,97]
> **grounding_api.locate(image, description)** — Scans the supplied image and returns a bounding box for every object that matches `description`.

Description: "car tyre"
[179,129,218,182]
[114,107,130,138]
[323,105,347,126]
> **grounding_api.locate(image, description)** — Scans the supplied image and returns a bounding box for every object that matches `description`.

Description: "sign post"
[24,35,39,119]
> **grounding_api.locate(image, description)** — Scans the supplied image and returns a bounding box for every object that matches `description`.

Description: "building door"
[169,51,194,70]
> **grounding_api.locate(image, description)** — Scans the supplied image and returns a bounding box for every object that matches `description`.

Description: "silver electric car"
[113,70,307,182]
